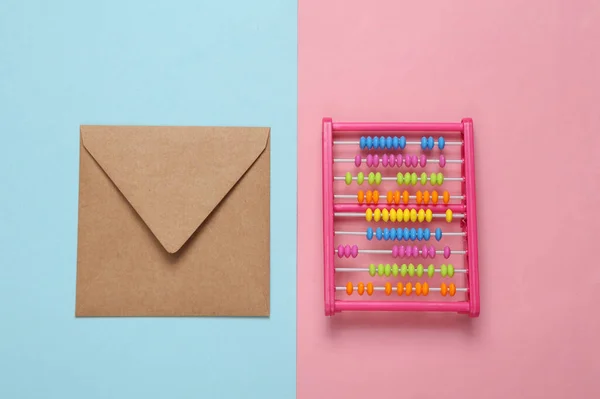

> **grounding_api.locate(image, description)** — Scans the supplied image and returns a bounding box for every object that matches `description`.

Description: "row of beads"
[346,282,457,296]
[359,136,446,150]
[367,227,444,241]
[358,190,450,205]
[336,244,452,259]
[355,154,447,168]
[366,208,454,223]
[344,172,445,186]
[368,263,455,278]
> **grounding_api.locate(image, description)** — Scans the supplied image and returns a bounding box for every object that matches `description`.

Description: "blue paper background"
[0,1,297,398]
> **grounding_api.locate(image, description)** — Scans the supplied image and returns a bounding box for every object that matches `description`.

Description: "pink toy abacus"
[322,117,479,317]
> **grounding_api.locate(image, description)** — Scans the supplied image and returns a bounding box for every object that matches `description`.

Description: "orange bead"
[405,282,413,296]
[366,190,373,204]
[357,190,365,204]
[402,190,409,205]
[386,191,393,205]
[358,282,365,296]
[431,190,439,204]
[443,190,450,205]
[385,282,392,296]
[372,190,379,204]
[441,282,448,296]
[367,282,374,296]
[416,191,423,204]
[422,282,429,296]
[346,282,353,295]
[423,191,430,204]
[449,283,456,297]
[415,282,422,296]
[394,190,401,205]
[396,282,403,296]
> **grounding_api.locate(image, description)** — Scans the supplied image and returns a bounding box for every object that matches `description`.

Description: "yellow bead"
[445,209,453,223]
[390,208,397,222]
[374,208,382,222]
[425,209,433,222]
[417,209,425,222]
[346,282,353,295]
[366,208,373,222]
[403,208,410,222]
[382,208,389,222]
[410,208,417,222]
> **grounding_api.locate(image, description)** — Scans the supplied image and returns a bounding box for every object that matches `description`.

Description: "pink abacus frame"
[322,117,480,317]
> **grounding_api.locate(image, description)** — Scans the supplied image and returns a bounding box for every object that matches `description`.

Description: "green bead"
[403,172,411,185]
[396,172,403,185]
[416,264,424,277]
[408,263,415,276]
[384,264,391,276]
[437,172,444,185]
[375,172,382,185]
[369,264,376,276]
[357,172,364,185]
[410,173,417,185]
[420,172,428,185]
[345,172,352,185]
[401,264,408,276]
[448,264,454,277]
[427,264,435,277]
[378,264,384,276]
[430,173,437,185]
[440,264,447,277]
[368,172,375,185]
[392,264,399,276]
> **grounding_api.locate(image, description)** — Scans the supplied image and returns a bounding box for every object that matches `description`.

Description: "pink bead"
[344,245,351,258]
[388,154,395,166]
[443,246,451,259]
[412,245,419,257]
[354,155,361,167]
[399,245,405,258]
[397,154,403,166]
[351,245,358,258]
[422,244,429,258]
[411,155,418,167]
[420,154,427,167]
[382,154,389,167]
[366,154,373,167]
[404,155,411,167]
[337,245,344,258]
[428,246,435,258]
[392,245,399,258]
[373,154,379,167]
[439,155,446,168]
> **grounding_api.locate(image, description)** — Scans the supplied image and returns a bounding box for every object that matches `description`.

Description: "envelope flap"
[80,125,269,254]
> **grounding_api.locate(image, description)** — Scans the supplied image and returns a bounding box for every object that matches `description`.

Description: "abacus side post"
[322,118,335,316]
[462,118,480,317]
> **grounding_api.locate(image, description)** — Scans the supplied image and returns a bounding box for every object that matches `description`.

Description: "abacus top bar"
[331,121,464,132]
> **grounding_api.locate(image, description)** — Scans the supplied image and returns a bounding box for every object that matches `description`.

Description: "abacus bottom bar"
[334,300,470,313]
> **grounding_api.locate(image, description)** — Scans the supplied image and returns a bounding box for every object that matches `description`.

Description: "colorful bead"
[358,190,364,204]
[355,155,361,167]
[396,282,403,296]
[390,228,397,240]
[346,282,353,295]
[420,172,428,185]
[427,136,434,150]
[357,172,364,185]
[369,264,376,276]
[374,208,381,222]
[396,154,403,166]
[337,245,344,258]
[424,228,431,240]
[443,191,450,204]
[441,282,448,296]
[367,227,373,240]
[366,136,373,149]
[366,208,373,221]
[384,264,391,276]
[421,244,428,259]
[358,282,365,295]
[366,190,372,204]
[449,283,456,297]
[420,154,427,167]
[405,282,413,296]
[403,172,411,185]
[394,190,400,205]
[389,154,396,166]
[416,264,424,277]
[399,136,406,149]
[373,190,380,204]
[421,137,427,150]
[375,172,382,185]
[386,137,393,150]
[445,209,453,223]
[398,245,405,257]
[396,172,403,185]
[415,282,422,296]
[360,137,367,149]
[423,191,430,204]
[425,209,433,223]
[390,209,397,222]
[448,264,454,277]
[344,245,351,258]
[377,264,384,276]
[392,245,399,258]
[427,264,434,277]
[431,190,439,204]
[383,227,390,240]
[367,282,374,296]
[422,282,429,296]
[373,136,379,149]
[392,136,399,149]
[403,227,409,240]
[366,154,373,167]
[439,154,446,168]
[412,245,419,257]
[410,208,417,222]
[410,228,417,241]
[430,173,437,185]
[375,228,382,240]
[408,263,415,276]
[345,172,352,185]
[402,190,409,205]
[382,154,389,167]
[417,228,423,241]
[444,246,451,259]
[416,191,422,204]
[440,264,447,277]
[437,173,444,185]
[418,209,425,222]
[435,228,442,241]
[386,191,393,204]
[403,208,410,223]
[428,246,435,258]
[392,264,399,276]
[411,155,418,167]
[411,172,418,185]
[379,136,385,149]
[351,245,358,258]
[438,136,445,150]
[368,172,375,185]
[385,282,392,296]
[401,264,408,276]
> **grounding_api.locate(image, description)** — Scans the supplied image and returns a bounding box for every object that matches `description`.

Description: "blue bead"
[366,136,373,149]
[384,228,390,240]
[427,136,434,150]
[397,228,403,240]
[435,228,442,241]
[373,136,379,149]
[410,228,417,241]
[386,136,393,149]
[403,228,410,241]
[367,227,373,240]
[392,136,399,149]
[399,136,406,149]
[421,137,427,150]
[438,136,445,150]
[379,136,385,149]
[376,227,383,240]
[423,228,430,241]
[390,228,397,240]
[360,136,366,149]
[417,228,423,241]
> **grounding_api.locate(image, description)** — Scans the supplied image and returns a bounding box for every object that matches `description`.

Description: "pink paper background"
[297,1,600,398]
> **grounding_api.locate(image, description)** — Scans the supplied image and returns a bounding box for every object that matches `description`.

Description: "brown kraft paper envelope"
[75,125,270,317]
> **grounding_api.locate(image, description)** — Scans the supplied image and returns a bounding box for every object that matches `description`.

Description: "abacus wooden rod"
[334,176,464,182]
[334,212,466,219]
[334,158,462,163]
[335,267,467,274]
[335,286,468,293]
[335,248,467,256]
[334,231,466,237]
[334,194,464,200]
[333,204,466,213]
[333,140,463,145]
